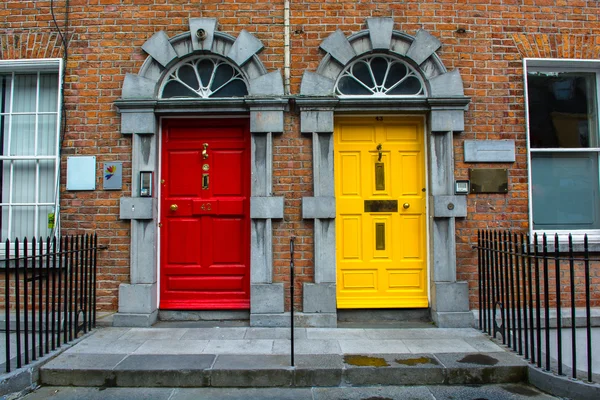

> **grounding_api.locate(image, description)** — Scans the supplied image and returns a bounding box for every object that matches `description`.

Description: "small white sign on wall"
[67,156,96,190]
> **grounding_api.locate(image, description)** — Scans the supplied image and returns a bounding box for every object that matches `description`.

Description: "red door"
[160,119,250,310]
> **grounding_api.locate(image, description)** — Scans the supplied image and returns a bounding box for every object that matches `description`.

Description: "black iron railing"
[476,230,596,383]
[2,234,97,373]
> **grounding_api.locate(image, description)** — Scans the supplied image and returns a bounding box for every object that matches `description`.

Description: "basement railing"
[476,230,597,384]
[1,234,97,373]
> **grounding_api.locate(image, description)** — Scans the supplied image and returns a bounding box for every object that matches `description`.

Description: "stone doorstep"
[39,352,528,388]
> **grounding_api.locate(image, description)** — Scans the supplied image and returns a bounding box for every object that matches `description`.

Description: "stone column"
[247,100,287,326]
[300,104,337,327]
[428,107,472,328]
[114,106,159,327]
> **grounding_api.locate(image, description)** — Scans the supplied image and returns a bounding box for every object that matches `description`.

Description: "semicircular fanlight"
[160,56,248,99]
[335,54,425,97]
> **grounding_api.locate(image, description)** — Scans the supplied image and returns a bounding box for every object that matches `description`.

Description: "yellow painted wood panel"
[335,117,427,309]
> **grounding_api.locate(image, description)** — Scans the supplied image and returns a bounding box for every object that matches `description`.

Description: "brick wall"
[2,0,600,311]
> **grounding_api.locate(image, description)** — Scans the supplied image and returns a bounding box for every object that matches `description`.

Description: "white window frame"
[0,59,63,244]
[524,58,600,243]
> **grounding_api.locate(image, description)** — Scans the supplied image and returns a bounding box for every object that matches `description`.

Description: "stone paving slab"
[203,339,274,354]
[180,328,247,340]
[244,327,308,340]
[294,354,344,387]
[210,354,292,387]
[21,384,559,400]
[272,339,341,354]
[132,339,208,355]
[435,352,528,384]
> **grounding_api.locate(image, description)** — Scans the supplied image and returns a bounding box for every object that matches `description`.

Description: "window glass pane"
[38,115,57,156]
[1,160,9,203]
[11,205,35,239]
[0,75,13,113]
[38,160,55,203]
[388,76,422,95]
[211,63,235,91]
[371,57,388,86]
[177,65,199,91]
[531,152,600,230]
[38,73,58,112]
[528,71,597,148]
[0,205,8,240]
[11,160,36,203]
[337,76,371,95]
[10,115,35,156]
[162,80,198,98]
[211,80,248,98]
[384,62,407,90]
[352,61,374,89]
[12,74,37,113]
[196,59,214,88]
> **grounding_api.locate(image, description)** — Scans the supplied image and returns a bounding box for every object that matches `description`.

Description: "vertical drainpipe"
[284,0,291,95]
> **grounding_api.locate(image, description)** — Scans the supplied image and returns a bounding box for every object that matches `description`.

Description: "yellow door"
[335,117,427,308]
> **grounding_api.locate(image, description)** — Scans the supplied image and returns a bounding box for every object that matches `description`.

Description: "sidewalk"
[39,324,529,388]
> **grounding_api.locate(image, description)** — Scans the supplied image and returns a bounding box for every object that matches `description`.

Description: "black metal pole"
[58,235,64,346]
[554,234,562,376]
[24,238,29,365]
[51,236,57,351]
[543,234,550,371]
[528,234,535,364]
[31,237,36,362]
[492,231,499,339]
[568,234,576,379]
[5,239,11,373]
[92,233,97,327]
[522,233,529,360]
[290,236,295,367]
[478,230,482,331]
[535,234,542,368]
[584,235,592,383]
[515,233,523,356]
[509,232,516,351]
[38,237,44,358]
[15,238,22,369]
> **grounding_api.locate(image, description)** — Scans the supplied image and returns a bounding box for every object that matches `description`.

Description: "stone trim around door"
[114,18,287,327]
[298,17,472,328]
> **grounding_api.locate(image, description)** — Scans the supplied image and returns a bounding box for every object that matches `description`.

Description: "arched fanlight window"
[160,55,248,99]
[335,54,426,97]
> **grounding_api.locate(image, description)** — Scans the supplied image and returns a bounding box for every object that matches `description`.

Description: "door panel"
[335,117,427,308]
[160,119,250,310]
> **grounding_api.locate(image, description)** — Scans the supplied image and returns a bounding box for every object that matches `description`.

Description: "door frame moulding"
[114,18,287,327]
[298,17,472,328]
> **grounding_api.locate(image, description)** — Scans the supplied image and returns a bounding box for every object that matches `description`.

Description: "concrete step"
[39,351,527,388]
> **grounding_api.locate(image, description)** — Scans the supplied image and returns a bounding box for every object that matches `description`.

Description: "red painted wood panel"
[160,119,251,310]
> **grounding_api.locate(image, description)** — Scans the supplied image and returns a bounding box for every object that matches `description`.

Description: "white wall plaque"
[66,156,96,190]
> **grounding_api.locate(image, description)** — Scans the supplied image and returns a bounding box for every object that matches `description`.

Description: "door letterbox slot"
[364,200,398,212]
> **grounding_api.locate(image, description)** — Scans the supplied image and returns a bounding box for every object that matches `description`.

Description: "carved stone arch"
[114,18,287,327]
[122,19,281,101]
[301,25,465,101]
[298,18,472,328]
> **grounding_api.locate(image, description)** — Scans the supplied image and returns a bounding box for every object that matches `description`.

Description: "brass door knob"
[403,203,410,209]
[170,204,178,211]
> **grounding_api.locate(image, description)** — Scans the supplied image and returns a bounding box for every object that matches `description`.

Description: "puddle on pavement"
[457,354,499,365]
[344,355,389,367]
[395,356,439,366]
